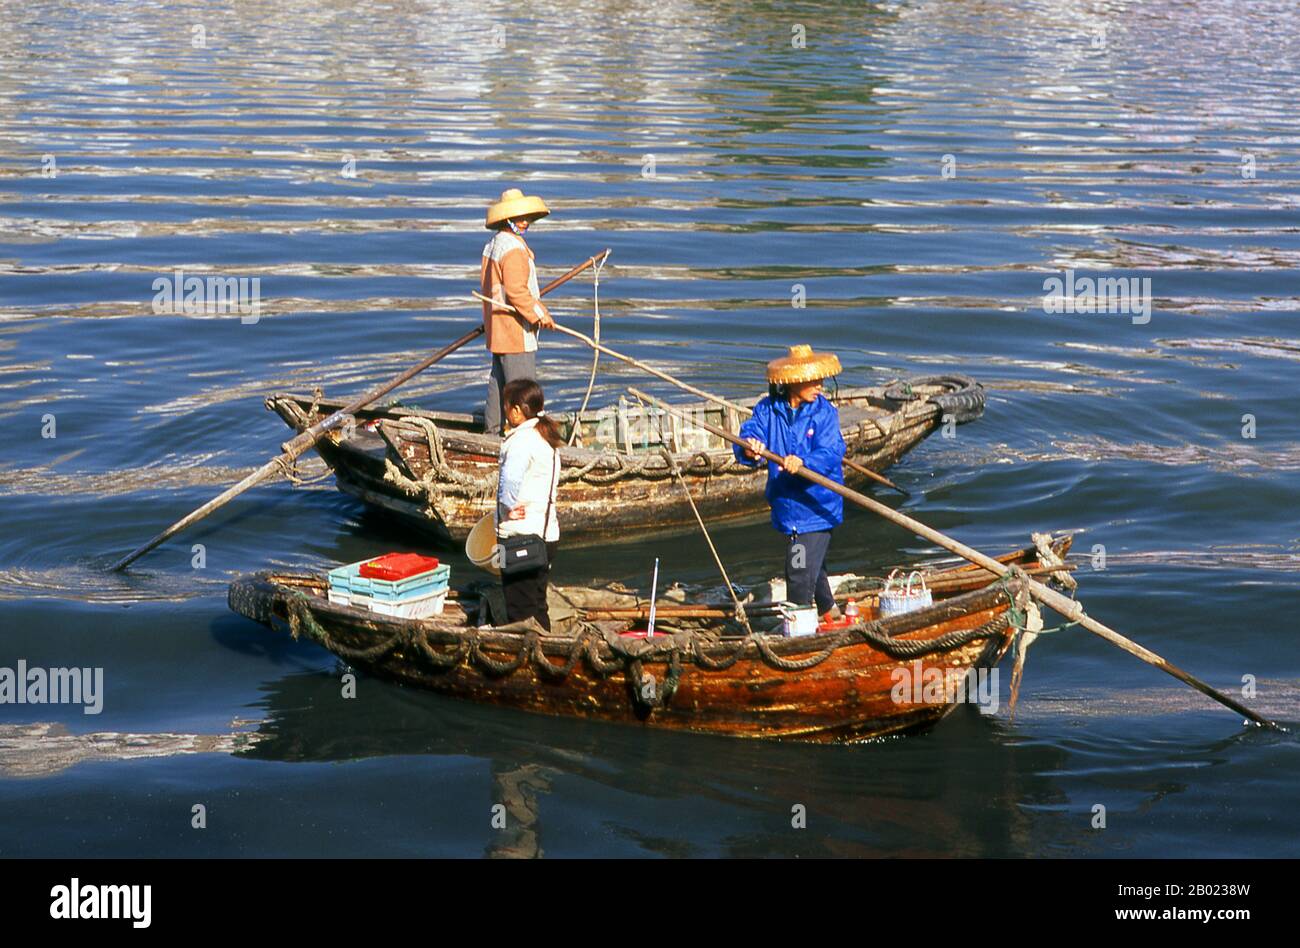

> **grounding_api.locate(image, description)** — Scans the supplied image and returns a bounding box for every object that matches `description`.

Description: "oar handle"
[629,386,1283,732]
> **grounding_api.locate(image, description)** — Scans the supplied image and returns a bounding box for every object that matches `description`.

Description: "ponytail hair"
[502,377,564,449]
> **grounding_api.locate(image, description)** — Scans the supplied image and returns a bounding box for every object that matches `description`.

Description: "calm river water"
[0,0,1297,857]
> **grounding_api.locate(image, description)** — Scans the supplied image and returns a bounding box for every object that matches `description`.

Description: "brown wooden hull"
[228,538,1062,744]
[266,377,983,547]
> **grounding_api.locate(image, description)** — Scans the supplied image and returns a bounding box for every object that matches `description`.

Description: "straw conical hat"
[766,344,842,384]
[485,188,550,229]
[466,513,501,576]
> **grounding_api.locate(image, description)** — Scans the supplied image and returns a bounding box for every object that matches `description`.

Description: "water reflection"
[233,670,1074,857]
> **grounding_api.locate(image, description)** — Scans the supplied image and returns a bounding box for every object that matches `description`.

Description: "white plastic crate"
[369,588,447,618]
[328,587,447,618]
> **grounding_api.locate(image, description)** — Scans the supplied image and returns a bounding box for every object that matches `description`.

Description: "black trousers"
[786,529,835,615]
[501,541,558,631]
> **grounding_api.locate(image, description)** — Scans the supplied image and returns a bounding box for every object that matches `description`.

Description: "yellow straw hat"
[465,512,501,576]
[485,188,550,229]
[766,344,842,385]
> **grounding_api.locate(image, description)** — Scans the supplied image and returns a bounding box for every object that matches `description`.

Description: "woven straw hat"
[465,512,501,576]
[766,344,842,385]
[485,188,550,229]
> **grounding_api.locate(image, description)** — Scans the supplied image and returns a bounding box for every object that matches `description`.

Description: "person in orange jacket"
[480,188,556,435]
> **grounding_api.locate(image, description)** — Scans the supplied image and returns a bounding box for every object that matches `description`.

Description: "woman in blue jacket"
[733,345,846,622]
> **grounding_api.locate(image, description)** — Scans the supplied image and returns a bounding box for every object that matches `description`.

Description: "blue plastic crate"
[327,560,450,602]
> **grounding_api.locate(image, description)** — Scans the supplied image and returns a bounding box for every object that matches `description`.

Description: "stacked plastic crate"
[327,553,450,618]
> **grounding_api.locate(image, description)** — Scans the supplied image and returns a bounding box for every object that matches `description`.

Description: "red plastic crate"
[359,552,441,581]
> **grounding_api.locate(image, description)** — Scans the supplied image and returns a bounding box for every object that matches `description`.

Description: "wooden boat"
[265,375,984,547]
[227,535,1070,743]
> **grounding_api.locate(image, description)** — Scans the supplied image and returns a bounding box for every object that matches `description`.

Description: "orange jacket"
[480,230,550,354]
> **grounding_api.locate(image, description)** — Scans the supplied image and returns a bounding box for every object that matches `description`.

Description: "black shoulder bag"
[498,451,557,576]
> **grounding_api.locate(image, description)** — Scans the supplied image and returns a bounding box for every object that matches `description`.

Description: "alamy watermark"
[0,661,103,714]
[50,879,150,928]
[152,268,262,324]
[1042,269,1151,325]
[890,660,999,714]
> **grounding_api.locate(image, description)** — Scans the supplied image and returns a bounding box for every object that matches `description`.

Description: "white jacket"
[496,418,560,542]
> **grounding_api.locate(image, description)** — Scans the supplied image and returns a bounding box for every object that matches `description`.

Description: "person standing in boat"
[733,345,847,623]
[481,188,556,436]
[496,378,563,631]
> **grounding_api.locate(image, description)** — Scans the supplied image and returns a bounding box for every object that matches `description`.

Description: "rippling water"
[0,0,1297,857]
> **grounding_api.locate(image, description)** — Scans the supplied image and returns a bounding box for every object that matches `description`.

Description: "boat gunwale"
[268,384,942,470]
[269,381,910,429]
[231,566,1029,668]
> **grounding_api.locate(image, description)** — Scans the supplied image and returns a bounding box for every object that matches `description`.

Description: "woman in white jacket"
[496,378,562,630]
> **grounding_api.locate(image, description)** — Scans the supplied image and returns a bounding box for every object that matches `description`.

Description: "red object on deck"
[359,553,441,580]
[619,628,657,639]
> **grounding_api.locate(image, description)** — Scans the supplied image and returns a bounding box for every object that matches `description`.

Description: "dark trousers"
[501,541,558,632]
[484,351,537,435]
[786,530,835,615]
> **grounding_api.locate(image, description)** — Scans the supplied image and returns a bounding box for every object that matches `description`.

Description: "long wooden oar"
[630,386,1283,731]
[111,250,611,571]
[471,294,906,495]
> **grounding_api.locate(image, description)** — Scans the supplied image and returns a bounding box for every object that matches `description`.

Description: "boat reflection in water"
[5,671,1284,857]
[227,669,1076,858]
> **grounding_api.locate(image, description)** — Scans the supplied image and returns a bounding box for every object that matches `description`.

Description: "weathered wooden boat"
[227,535,1071,743]
[265,375,984,547]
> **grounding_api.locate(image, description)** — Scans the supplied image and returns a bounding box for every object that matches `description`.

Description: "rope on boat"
[285,592,408,662]
[387,415,501,500]
[380,415,750,505]
[471,633,532,676]
[410,631,473,669]
[266,387,338,489]
[306,386,324,421]
[567,253,605,446]
[279,581,1021,712]
[997,564,1082,716]
[273,454,336,487]
[1033,531,1077,593]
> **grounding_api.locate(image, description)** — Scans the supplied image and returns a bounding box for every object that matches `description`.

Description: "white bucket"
[879,570,932,618]
[465,512,501,577]
[779,603,820,637]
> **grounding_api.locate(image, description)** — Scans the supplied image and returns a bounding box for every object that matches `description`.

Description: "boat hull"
[227,538,1065,744]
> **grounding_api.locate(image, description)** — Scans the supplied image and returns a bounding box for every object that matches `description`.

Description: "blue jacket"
[733,394,845,535]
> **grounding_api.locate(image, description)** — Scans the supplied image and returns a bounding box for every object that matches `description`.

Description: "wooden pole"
[110,250,611,571]
[629,386,1283,731]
